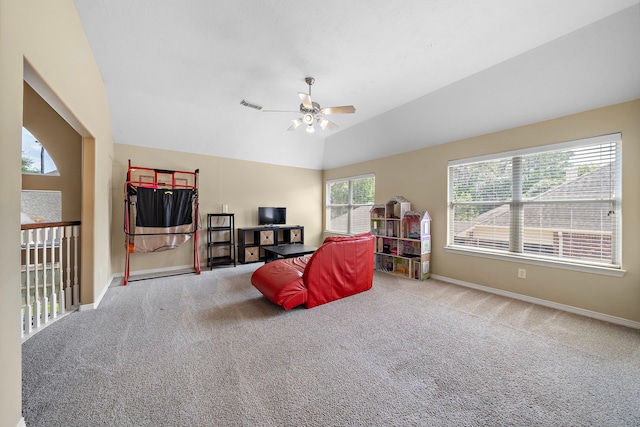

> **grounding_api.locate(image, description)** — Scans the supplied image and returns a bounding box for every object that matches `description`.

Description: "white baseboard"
[431,274,640,330]
[16,417,26,427]
[78,303,94,311]
[78,273,115,311]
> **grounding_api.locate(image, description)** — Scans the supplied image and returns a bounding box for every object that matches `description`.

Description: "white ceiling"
[73,0,640,170]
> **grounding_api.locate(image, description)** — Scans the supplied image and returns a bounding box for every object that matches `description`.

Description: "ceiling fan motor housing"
[300,101,321,115]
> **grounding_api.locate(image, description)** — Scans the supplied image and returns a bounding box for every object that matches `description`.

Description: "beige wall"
[22,82,83,221]
[0,3,637,426]
[0,2,25,425]
[112,144,323,276]
[325,99,640,323]
[0,1,114,426]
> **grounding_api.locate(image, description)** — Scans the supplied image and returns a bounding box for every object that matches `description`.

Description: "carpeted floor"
[22,264,640,426]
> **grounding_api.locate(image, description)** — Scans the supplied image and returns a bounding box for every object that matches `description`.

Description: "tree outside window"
[22,127,58,175]
[326,174,375,234]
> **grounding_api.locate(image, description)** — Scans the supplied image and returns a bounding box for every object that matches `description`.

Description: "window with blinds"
[448,134,621,268]
[326,174,375,234]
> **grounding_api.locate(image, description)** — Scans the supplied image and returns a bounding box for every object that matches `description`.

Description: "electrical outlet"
[518,268,526,279]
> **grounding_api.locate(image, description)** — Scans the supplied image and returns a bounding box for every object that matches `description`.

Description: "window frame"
[446,134,625,277]
[325,173,375,235]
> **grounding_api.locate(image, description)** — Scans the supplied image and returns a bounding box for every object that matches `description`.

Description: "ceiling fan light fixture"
[318,118,329,130]
[306,124,315,134]
[302,113,314,125]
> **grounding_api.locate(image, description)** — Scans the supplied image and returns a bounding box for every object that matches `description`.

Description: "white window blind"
[326,174,375,234]
[448,134,621,268]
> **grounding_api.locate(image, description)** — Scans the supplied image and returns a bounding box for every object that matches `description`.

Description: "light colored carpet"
[22,264,640,426]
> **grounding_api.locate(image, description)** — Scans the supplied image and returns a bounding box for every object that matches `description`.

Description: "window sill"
[444,246,626,277]
[323,230,352,236]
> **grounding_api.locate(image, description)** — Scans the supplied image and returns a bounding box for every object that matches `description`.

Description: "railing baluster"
[50,227,58,319]
[65,226,72,311]
[73,225,80,308]
[21,230,25,338]
[56,226,65,315]
[34,229,41,328]
[42,228,50,324]
[23,230,33,336]
[49,228,57,317]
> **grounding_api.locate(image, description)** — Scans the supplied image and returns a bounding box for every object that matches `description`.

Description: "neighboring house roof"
[457,164,614,235]
[20,191,61,224]
[329,205,372,233]
[21,212,41,224]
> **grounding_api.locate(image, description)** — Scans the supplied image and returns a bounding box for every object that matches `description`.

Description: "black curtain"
[135,187,194,227]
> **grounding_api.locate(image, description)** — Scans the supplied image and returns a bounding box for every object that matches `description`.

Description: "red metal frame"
[123,160,200,285]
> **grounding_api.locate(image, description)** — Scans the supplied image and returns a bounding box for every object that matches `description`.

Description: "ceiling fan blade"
[240,99,264,110]
[298,92,313,109]
[318,117,339,131]
[287,118,302,131]
[262,109,299,113]
[325,120,339,131]
[319,105,355,115]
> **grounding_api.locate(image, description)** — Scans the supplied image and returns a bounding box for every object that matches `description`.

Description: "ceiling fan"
[241,77,355,133]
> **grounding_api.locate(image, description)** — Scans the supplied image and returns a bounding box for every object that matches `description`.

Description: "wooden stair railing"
[20,221,81,339]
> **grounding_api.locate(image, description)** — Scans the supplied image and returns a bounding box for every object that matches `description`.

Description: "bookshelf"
[207,213,236,268]
[370,196,431,280]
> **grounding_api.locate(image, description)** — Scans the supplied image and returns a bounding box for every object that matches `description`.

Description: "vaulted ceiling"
[73,0,640,170]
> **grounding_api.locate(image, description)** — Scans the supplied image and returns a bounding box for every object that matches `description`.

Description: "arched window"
[21,127,59,175]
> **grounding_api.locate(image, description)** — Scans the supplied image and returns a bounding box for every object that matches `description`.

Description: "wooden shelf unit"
[237,225,304,264]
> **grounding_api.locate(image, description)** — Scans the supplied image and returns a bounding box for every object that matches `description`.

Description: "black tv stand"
[237,225,304,263]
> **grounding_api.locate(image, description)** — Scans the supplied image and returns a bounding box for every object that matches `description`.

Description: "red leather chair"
[250,233,375,309]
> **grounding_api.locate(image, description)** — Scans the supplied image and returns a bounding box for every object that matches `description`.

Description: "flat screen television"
[258,207,286,225]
